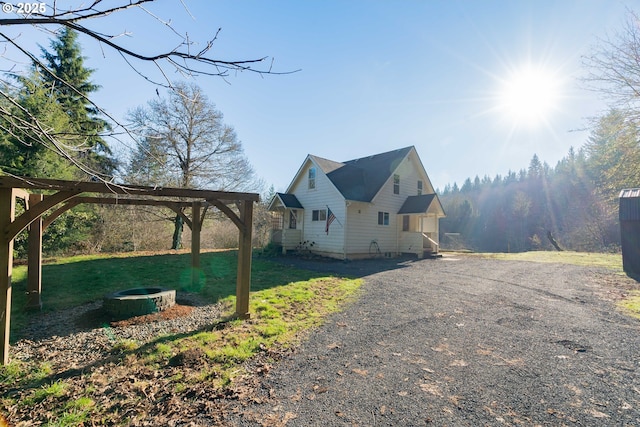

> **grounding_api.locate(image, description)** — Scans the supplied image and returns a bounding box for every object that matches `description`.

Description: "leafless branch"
[0,0,297,187]
[582,8,640,121]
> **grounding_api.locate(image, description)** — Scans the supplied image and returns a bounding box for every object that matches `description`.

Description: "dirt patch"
[110,304,194,327]
[73,303,196,330]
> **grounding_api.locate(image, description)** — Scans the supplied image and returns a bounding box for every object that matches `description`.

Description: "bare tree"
[0,0,288,182]
[582,8,640,121]
[127,81,260,248]
[127,81,258,191]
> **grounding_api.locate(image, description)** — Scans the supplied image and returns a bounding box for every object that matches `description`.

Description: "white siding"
[399,232,422,255]
[290,160,346,257]
[281,229,302,250]
[345,150,439,258]
[391,152,433,199]
[345,198,400,256]
[421,216,438,233]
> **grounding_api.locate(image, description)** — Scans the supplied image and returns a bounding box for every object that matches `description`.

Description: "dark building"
[619,188,640,276]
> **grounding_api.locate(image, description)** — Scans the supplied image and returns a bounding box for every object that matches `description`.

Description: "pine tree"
[39,27,114,175]
[585,110,640,203]
[0,72,75,178]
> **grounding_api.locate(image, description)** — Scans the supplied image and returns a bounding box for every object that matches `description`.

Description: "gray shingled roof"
[325,146,413,202]
[398,194,437,214]
[275,192,303,209]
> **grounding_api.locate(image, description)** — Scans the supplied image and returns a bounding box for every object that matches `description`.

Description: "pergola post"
[27,194,44,310]
[235,200,253,319]
[191,202,201,288]
[0,188,16,365]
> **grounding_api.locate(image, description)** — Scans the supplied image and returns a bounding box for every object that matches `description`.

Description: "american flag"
[326,207,336,234]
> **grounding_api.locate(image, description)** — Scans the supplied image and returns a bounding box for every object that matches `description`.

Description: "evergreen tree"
[0,73,75,178]
[585,109,640,203]
[0,28,115,256]
[39,27,114,175]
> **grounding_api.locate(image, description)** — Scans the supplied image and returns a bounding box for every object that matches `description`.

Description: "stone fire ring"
[103,287,176,320]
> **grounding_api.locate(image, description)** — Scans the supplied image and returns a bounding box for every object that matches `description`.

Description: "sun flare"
[497,65,561,127]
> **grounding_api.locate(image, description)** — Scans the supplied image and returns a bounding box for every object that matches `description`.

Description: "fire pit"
[103,287,176,320]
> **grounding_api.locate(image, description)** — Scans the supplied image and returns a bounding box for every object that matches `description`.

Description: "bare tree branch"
[0,0,297,187]
[582,8,640,122]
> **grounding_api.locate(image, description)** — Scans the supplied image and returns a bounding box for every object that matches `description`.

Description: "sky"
[2,0,635,192]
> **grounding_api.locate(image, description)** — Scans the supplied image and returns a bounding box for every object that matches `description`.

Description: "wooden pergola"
[0,175,259,365]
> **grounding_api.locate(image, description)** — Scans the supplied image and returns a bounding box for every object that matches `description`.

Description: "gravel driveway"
[228,254,640,426]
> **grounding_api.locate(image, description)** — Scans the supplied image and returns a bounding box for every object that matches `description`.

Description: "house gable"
[369,147,445,217]
[284,155,344,198]
[328,147,412,202]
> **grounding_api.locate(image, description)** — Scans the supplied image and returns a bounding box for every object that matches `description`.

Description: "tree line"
[439,110,640,252]
[439,10,640,253]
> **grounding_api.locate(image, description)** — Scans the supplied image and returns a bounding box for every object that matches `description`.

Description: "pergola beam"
[5,191,81,241]
[0,176,259,202]
[235,200,253,319]
[191,202,202,289]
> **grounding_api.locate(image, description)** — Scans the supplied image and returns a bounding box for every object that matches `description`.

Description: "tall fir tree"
[39,27,114,176]
[0,72,76,179]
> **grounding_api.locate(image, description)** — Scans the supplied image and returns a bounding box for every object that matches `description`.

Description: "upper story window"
[393,174,400,194]
[417,180,423,195]
[308,167,316,189]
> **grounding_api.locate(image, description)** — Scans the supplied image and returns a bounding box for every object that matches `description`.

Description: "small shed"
[619,188,640,276]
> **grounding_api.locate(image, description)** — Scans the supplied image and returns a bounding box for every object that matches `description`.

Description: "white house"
[268,146,446,260]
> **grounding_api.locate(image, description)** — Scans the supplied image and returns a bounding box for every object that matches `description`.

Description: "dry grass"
[462,250,623,272]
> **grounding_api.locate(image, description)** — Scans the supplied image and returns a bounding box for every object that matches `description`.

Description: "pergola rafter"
[0,175,258,365]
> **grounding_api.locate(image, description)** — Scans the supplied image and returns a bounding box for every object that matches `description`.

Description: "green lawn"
[9,250,340,339]
[2,250,362,426]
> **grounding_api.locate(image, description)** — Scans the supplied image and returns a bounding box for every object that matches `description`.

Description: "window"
[289,210,297,229]
[378,211,389,226]
[393,174,400,194]
[312,209,327,221]
[308,167,316,189]
[402,215,410,231]
[271,212,284,230]
[417,180,423,195]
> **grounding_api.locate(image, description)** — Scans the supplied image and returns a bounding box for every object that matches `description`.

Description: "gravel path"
[226,254,640,426]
